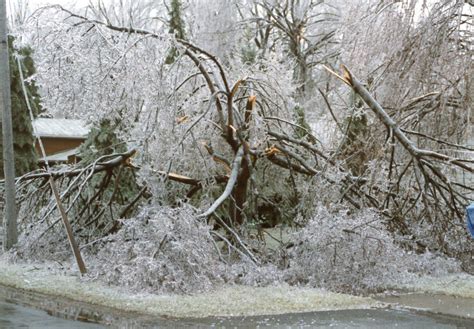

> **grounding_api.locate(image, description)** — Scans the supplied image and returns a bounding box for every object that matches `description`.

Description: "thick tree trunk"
[229,156,250,226]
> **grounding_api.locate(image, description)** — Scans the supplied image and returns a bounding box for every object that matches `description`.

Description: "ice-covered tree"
[0,35,39,177]
[14,0,474,273]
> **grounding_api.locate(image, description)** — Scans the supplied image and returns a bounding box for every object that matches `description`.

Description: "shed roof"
[38,148,78,163]
[33,118,89,139]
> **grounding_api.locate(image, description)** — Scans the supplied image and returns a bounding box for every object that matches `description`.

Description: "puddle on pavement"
[0,299,103,329]
[0,284,155,327]
[178,309,474,328]
[376,293,474,319]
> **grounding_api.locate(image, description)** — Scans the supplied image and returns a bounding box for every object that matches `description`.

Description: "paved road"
[378,293,474,319]
[2,295,474,328]
[178,309,474,328]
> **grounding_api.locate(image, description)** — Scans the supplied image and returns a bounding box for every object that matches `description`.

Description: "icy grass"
[0,259,378,317]
[8,203,465,297]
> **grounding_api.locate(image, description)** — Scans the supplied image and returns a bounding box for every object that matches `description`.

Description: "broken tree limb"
[321,64,473,254]
[198,146,244,218]
[154,170,229,187]
[186,175,229,199]
[16,150,137,182]
[336,65,474,173]
[156,171,200,185]
[15,150,139,233]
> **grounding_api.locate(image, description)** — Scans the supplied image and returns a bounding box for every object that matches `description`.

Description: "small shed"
[32,118,90,164]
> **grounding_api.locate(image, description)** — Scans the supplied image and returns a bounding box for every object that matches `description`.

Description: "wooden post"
[49,176,87,274]
[0,0,18,250]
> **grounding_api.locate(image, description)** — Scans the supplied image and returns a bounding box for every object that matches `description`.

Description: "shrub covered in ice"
[10,215,74,263]
[8,200,462,295]
[84,205,224,293]
[284,205,461,293]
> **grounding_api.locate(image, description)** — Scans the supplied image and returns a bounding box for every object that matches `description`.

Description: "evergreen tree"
[0,36,40,177]
[165,0,187,64]
[77,119,140,217]
[293,105,313,141]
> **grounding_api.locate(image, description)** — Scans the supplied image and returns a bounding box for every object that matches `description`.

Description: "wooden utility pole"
[0,0,17,250]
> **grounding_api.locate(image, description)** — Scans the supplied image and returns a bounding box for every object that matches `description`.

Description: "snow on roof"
[38,148,78,163]
[33,118,89,139]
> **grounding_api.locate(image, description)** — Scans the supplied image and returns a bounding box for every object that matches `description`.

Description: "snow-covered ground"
[0,258,380,318]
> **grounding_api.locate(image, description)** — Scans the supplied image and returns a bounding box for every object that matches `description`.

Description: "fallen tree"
[15,150,144,243]
[13,4,473,270]
[323,65,473,260]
